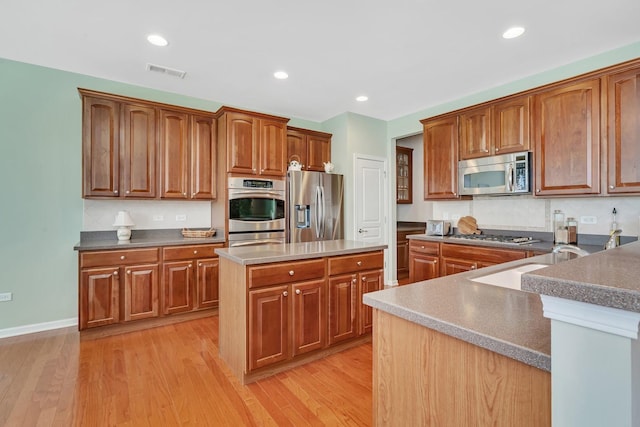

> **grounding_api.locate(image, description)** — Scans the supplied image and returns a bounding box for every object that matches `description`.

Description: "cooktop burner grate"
[449,234,540,245]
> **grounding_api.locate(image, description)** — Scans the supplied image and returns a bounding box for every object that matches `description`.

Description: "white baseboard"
[0,318,77,339]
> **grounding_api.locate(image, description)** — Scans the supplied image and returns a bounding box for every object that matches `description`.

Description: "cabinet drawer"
[163,244,223,261]
[80,248,159,268]
[328,251,384,276]
[409,240,440,256]
[249,259,326,289]
[441,243,526,264]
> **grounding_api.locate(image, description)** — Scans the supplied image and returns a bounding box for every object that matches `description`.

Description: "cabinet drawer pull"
[289,270,294,276]
[295,289,301,295]
[356,261,362,266]
[120,255,125,260]
[283,291,288,297]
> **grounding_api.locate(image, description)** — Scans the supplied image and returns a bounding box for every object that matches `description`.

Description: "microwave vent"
[146,63,187,79]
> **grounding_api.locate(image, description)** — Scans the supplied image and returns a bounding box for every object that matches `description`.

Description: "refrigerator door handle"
[315,185,322,239]
[319,185,325,238]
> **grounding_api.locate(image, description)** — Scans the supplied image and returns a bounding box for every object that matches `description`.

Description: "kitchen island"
[364,241,640,426]
[216,240,387,384]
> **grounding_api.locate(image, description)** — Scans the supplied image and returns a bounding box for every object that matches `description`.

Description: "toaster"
[426,220,451,236]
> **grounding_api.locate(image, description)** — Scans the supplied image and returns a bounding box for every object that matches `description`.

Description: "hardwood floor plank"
[0,316,373,426]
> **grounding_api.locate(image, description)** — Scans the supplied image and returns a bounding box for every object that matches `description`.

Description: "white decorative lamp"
[113,211,135,241]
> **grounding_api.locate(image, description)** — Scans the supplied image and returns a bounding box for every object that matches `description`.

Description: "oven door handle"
[229,239,283,247]
[229,190,284,199]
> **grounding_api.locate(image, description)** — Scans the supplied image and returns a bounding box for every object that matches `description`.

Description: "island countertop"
[215,239,387,265]
[364,252,574,372]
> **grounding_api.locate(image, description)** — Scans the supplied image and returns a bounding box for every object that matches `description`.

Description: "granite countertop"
[406,233,604,255]
[74,229,226,251]
[216,239,387,265]
[522,240,640,313]
[364,252,575,372]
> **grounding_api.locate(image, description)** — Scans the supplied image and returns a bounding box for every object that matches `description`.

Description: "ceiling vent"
[146,63,187,79]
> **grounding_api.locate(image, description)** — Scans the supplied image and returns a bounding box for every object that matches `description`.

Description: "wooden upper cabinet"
[221,108,289,177]
[160,109,190,199]
[190,115,217,199]
[122,103,156,198]
[82,97,120,197]
[607,66,640,194]
[493,96,530,155]
[258,119,287,176]
[533,79,601,196]
[459,106,492,159]
[396,146,413,204]
[286,127,332,172]
[421,115,460,200]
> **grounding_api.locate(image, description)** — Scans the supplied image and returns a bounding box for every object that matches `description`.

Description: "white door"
[354,155,387,244]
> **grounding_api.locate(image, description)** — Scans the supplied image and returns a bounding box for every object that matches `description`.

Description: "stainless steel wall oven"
[227,177,286,247]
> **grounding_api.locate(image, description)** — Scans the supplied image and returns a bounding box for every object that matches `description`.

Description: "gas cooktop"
[448,234,540,245]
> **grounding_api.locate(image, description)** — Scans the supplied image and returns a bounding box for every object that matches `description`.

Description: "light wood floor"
[0,315,373,426]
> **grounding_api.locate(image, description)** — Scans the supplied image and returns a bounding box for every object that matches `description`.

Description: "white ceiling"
[2,0,640,122]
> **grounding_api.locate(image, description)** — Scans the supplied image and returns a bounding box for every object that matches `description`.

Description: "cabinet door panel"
[359,270,383,335]
[83,97,120,197]
[227,112,257,174]
[286,130,307,169]
[494,96,530,154]
[423,116,459,199]
[292,279,326,356]
[534,79,600,195]
[122,103,156,198]
[607,68,640,194]
[460,107,492,159]
[409,254,439,283]
[249,285,289,370]
[124,264,159,321]
[197,258,219,309]
[259,119,286,176]
[328,274,357,345]
[160,110,190,198]
[306,134,331,171]
[163,261,193,314]
[190,115,217,199]
[441,258,477,276]
[80,267,120,329]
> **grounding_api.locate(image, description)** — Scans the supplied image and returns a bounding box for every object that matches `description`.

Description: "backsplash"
[83,199,225,231]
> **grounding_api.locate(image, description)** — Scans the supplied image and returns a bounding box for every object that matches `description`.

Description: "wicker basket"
[181,228,216,238]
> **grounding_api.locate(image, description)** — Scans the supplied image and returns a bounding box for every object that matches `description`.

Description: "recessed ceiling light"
[502,27,525,39]
[356,95,368,102]
[274,71,289,80]
[147,34,169,47]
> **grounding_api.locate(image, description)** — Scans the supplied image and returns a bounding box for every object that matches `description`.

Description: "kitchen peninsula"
[364,241,640,426]
[215,240,387,384]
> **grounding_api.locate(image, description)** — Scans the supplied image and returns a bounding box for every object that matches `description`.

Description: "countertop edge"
[363,293,551,372]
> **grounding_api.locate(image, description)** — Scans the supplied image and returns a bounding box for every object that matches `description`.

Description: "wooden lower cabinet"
[408,240,440,283]
[78,243,221,331]
[440,243,526,276]
[219,250,383,384]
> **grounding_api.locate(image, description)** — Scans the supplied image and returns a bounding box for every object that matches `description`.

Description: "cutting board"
[457,216,481,235]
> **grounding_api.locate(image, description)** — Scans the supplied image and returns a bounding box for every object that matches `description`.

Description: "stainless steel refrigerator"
[286,171,344,243]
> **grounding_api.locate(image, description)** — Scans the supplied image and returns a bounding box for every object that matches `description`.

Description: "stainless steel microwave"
[458,151,531,196]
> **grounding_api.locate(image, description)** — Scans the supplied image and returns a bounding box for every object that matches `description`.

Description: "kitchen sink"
[470,263,550,290]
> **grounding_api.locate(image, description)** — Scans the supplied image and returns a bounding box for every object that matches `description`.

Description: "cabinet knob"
[453,192,457,196]
[183,192,187,196]
[188,264,192,268]
[421,245,425,249]
[283,291,288,297]
[356,261,362,266]
[198,262,202,267]
[114,190,118,194]
[192,193,196,197]
[295,289,301,295]
[362,276,367,281]
[126,190,130,194]
[127,270,131,274]
[113,270,118,275]
[536,189,541,193]
[471,265,476,270]
[609,185,615,189]
[289,270,294,276]
[120,255,125,260]
[352,278,357,284]
[495,148,499,152]
[194,250,198,254]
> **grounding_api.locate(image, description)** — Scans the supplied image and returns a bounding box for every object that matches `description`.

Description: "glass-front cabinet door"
[396,146,413,204]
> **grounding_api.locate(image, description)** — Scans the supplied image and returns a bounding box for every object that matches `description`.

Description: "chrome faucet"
[552,244,590,257]
[604,229,623,250]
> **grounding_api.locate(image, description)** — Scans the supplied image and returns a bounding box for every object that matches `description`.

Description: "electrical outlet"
[580,216,597,224]
[0,292,12,302]
[153,215,164,221]
[176,214,187,221]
